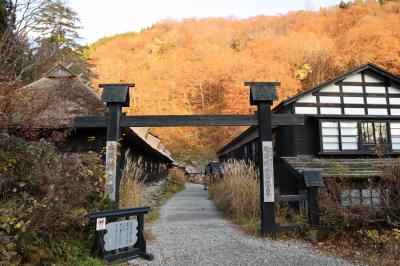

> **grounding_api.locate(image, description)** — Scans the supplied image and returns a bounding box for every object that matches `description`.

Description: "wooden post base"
[140,252,155,261]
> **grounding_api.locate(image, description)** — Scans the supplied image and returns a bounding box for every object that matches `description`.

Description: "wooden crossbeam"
[314,92,400,98]
[273,223,301,233]
[276,194,307,202]
[74,114,304,128]
[121,115,258,127]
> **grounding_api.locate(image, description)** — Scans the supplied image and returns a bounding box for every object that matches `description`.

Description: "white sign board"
[262,141,274,202]
[96,217,106,231]
[103,220,138,251]
[105,141,117,201]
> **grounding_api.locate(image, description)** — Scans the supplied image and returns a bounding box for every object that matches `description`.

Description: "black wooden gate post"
[303,170,324,225]
[246,82,280,235]
[308,187,320,225]
[100,83,134,203]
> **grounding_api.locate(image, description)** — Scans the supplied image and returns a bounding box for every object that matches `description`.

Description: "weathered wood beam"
[276,194,307,202]
[313,115,400,120]
[314,92,400,98]
[296,102,400,108]
[335,81,388,86]
[74,114,304,128]
[272,114,305,126]
[273,223,301,233]
[120,115,258,127]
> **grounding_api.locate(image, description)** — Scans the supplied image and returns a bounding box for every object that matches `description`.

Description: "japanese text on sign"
[262,141,274,202]
[103,220,138,251]
[105,141,117,201]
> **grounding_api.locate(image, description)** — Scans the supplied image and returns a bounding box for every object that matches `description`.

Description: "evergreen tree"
[30,0,92,80]
[34,0,81,54]
[1,0,88,82]
[0,0,7,31]
[0,0,14,33]
[379,0,400,4]
[339,1,350,9]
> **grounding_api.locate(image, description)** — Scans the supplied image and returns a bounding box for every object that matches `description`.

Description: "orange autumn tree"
[88,0,400,161]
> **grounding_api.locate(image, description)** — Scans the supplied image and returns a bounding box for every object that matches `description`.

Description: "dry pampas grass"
[209,159,260,218]
[119,152,147,209]
[166,167,187,186]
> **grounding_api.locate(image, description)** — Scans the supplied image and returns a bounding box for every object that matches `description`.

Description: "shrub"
[357,228,400,259]
[166,167,187,186]
[318,228,400,265]
[0,136,109,265]
[379,160,400,227]
[275,201,308,226]
[319,179,382,228]
[209,159,259,218]
[319,159,400,228]
[119,154,147,209]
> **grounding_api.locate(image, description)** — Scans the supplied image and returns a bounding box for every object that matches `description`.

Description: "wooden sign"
[262,141,274,202]
[105,141,117,200]
[88,207,153,262]
[103,220,138,251]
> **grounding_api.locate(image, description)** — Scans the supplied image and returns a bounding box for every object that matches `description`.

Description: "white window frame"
[340,121,358,150]
[321,121,358,151]
[321,121,340,151]
[390,122,400,150]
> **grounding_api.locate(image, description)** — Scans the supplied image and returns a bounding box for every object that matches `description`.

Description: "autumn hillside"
[88,1,400,161]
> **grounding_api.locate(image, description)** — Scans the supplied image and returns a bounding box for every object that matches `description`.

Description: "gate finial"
[100,83,135,107]
[245,82,280,105]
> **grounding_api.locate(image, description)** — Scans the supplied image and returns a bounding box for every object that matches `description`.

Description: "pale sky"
[67,0,342,44]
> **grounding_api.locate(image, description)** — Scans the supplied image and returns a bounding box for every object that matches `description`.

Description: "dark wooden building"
[10,64,174,181]
[218,63,400,205]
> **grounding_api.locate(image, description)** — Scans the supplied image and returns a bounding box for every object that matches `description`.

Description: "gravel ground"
[134,183,355,266]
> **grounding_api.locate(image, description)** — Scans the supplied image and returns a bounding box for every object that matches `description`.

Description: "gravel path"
[136,183,354,266]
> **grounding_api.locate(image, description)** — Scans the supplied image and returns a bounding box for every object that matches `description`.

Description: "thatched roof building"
[11,64,107,128]
[11,64,174,164]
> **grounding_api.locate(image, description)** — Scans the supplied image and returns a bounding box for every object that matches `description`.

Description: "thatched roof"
[11,64,107,128]
[10,64,174,162]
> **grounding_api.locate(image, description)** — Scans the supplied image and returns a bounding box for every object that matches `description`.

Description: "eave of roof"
[217,126,257,155]
[129,127,174,163]
[123,127,174,163]
[282,156,397,179]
